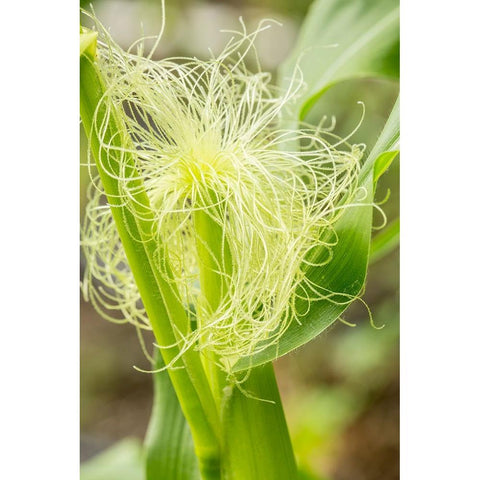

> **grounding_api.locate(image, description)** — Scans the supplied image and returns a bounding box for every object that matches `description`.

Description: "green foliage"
[233,0,399,371]
[279,0,399,119]
[234,98,399,372]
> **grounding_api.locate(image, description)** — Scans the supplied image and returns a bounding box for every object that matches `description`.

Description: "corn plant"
[80,0,399,479]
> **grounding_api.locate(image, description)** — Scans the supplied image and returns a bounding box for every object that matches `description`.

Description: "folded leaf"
[279,0,399,119]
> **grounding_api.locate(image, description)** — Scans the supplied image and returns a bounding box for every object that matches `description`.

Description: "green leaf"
[374,150,398,184]
[234,98,399,372]
[80,438,144,480]
[222,363,297,479]
[144,352,201,480]
[369,217,400,264]
[278,0,399,119]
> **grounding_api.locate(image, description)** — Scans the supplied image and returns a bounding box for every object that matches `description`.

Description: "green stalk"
[193,203,232,405]
[80,44,221,478]
[222,363,297,480]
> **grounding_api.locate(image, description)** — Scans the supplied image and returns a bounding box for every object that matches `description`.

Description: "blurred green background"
[80,1,399,479]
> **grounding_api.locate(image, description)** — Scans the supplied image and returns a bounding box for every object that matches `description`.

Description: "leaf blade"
[234,98,399,372]
[279,0,399,119]
[374,150,399,183]
[144,352,201,480]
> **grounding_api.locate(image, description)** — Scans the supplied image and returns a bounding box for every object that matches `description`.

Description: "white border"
[1,1,79,478]
[2,1,480,478]
[401,1,480,478]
